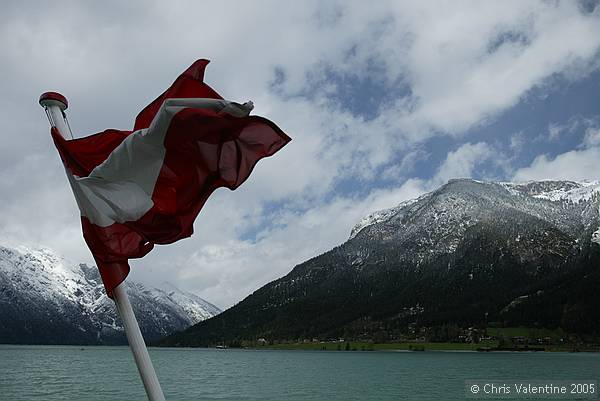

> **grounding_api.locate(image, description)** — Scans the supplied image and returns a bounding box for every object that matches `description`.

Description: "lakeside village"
[223,324,600,352]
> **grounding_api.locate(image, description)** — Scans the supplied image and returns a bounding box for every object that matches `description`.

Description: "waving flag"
[50,59,290,296]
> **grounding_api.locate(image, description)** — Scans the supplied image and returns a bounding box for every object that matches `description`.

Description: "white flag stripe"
[67,98,253,227]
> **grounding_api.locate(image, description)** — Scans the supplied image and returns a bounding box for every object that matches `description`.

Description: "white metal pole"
[39,92,166,401]
[113,283,166,401]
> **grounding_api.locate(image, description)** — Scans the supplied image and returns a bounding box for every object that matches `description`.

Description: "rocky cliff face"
[160,179,600,346]
[0,245,220,344]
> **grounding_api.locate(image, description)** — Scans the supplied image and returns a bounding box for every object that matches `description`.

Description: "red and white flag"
[51,59,290,296]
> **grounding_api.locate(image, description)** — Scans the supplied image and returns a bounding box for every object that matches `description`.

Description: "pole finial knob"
[39,92,68,110]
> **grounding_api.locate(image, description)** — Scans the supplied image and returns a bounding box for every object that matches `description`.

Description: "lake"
[0,345,598,400]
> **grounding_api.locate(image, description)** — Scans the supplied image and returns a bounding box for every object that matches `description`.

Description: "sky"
[0,1,599,308]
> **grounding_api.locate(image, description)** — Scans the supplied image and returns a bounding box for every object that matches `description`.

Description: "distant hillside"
[0,245,220,345]
[160,179,600,346]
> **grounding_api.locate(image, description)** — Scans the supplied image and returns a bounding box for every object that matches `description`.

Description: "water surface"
[0,345,598,400]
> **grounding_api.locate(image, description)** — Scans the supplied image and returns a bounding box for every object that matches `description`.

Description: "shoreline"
[1,343,598,353]
[256,341,599,353]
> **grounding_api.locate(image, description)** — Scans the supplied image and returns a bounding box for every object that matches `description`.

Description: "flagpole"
[113,283,166,401]
[39,93,166,401]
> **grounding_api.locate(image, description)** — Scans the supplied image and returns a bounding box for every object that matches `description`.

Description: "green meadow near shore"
[264,341,497,351]
[261,341,594,352]
[246,326,599,352]
[262,341,584,352]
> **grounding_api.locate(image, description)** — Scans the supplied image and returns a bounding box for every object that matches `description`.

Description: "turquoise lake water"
[0,345,598,400]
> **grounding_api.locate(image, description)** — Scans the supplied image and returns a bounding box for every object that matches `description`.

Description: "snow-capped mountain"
[352,180,600,240]
[0,245,220,345]
[161,179,600,346]
[348,179,600,262]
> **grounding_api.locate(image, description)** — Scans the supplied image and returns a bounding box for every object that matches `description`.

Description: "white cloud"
[393,1,600,135]
[547,115,599,141]
[513,147,600,182]
[510,131,525,153]
[0,1,599,306]
[548,123,565,140]
[514,119,600,182]
[431,142,495,187]
[583,127,600,147]
[380,149,429,182]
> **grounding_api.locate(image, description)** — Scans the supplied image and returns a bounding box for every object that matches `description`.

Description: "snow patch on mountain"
[145,282,221,323]
[500,180,600,203]
[350,179,600,245]
[349,198,420,239]
[0,246,99,309]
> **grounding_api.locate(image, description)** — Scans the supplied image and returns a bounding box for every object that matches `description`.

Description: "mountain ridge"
[160,179,600,346]
[0,245,220,345]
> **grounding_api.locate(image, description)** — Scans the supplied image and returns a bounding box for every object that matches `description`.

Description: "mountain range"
[160,179,600,346]
[0,245,220,345]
